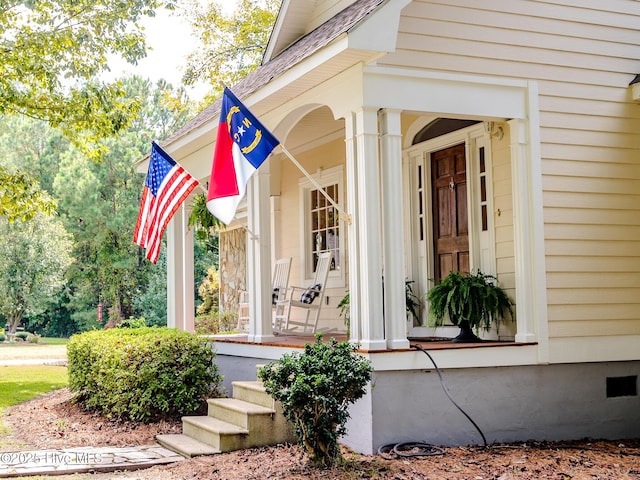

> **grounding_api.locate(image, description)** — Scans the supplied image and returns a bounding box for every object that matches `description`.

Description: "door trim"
[404,123,496,336]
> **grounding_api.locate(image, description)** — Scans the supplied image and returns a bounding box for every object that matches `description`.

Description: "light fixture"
[484,121,504,140]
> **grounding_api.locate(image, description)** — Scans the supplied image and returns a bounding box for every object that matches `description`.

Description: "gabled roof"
[164,0,385,147]
[262,0,319,63]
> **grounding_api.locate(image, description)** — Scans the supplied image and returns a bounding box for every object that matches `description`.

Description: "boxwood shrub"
[67,327,222,422]
[14,331,30,341]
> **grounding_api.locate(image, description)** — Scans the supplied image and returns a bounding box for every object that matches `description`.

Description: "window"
[299,166,345,286]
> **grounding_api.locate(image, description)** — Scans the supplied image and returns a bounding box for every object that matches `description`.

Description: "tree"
[0,0,176,141]
[180,0,280,101]
[0,167,56,222]
[51,76,192,328]
[0,115,65,222]
[0,0,175,220]
[132,250,167,327]
[0,213,74,334]
[0,115,68,193]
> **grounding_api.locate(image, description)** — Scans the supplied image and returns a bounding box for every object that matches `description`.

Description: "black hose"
[410,343,488,448]
[377,442,445,459]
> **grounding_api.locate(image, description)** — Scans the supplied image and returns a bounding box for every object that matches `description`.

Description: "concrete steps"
[156,434,219,458]
[156,374,294,458]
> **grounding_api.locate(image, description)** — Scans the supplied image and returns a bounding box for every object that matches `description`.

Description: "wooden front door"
[431,143,469,282]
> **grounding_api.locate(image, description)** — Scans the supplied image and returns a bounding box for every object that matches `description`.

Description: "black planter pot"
[452,320,482,343]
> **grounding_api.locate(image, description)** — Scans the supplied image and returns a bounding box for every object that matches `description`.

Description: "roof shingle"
[164,0,385,146]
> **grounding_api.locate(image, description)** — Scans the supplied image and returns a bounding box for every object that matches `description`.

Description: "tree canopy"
[181,0,280,101]
[0,0,176,141]
[0,167,56,222]
[0,0,175,221]
[0,213,74,334]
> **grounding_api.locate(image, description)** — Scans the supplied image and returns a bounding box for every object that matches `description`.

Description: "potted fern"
[426,270,513,343]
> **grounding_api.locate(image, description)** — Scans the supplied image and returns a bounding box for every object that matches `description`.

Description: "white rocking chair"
[273,251,332,334]
[237,257,292,330]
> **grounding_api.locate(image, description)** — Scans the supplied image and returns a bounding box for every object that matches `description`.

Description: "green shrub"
[0,333,6,342]
[258,336,372,467]
[14,331,30,341]
[27,333,41,343]
[67,327,223,422]
[116,316,147,329]
[194,312,237,335]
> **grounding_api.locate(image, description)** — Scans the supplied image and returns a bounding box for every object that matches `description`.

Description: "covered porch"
[167,64,548,360]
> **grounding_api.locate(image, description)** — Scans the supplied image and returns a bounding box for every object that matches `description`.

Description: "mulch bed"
[2,389,639,479]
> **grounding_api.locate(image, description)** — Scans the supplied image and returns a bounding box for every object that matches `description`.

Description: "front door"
[431,143,469,282]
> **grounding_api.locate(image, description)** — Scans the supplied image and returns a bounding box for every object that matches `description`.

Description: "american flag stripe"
[133,142,199,264]
[144,168,197,262]
[133,187,151,247]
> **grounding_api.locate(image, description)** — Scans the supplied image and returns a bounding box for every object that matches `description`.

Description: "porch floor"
[211,333,530,353]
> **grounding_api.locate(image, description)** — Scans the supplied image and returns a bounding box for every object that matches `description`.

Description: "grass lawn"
[0,365,68,438]
[38,337,69,345]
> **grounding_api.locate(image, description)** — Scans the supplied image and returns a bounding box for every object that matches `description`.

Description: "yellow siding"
[277,137,347,330]
[386,0,640,342]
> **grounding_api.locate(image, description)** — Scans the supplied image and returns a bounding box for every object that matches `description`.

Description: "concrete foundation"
[214,351,640,455]
[344,360,640,454]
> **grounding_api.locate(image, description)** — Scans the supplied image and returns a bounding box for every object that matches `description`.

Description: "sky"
[105,6,210,101]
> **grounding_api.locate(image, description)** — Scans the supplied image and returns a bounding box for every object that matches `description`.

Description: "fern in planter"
[426,270,513,343]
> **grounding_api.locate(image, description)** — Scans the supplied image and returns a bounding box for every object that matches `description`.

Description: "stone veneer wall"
[219,227,246,313]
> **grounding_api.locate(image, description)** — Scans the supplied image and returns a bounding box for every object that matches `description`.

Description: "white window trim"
[298,165,346,288]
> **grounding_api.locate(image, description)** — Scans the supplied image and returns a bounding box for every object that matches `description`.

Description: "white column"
[508,118,544,346]
[344,112,361,343]
[181,205,195,332]
[166,203,195,331]
[247,160,275,343]
[354,107,386,350]
[380,109,410,350]
[166,213,181,329]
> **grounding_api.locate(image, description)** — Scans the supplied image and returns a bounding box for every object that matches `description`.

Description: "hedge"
[67,327,222,422]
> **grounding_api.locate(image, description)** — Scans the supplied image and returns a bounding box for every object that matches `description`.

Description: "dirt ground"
[2,389,639,479]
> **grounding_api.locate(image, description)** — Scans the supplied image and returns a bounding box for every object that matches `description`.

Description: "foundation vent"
[606,375,638,398]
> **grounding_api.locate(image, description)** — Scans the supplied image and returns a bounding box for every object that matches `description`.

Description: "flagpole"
[278,145,352,224]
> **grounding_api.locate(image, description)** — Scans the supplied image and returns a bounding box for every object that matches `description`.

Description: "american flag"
[134,142,199,264]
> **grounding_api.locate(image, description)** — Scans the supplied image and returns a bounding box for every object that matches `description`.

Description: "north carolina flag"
[134,142,199,264]
[206,88,280,224]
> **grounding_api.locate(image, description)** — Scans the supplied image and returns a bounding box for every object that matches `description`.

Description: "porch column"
[166,202,195,332]
[508,117,548,355]
[247,160,275,343]
[344,112,361,343]
[379,109,410,350]
[352,107,386,350]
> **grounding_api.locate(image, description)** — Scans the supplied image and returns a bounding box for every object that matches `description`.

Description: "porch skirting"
[210,340,639,454]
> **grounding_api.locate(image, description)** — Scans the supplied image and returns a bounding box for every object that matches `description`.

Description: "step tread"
[182,416,249,435]
[156,434,221,458]
[232,380,266,391]
[207,397,275,415]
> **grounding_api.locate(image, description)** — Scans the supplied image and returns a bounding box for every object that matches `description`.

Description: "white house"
[154,0,640,453]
